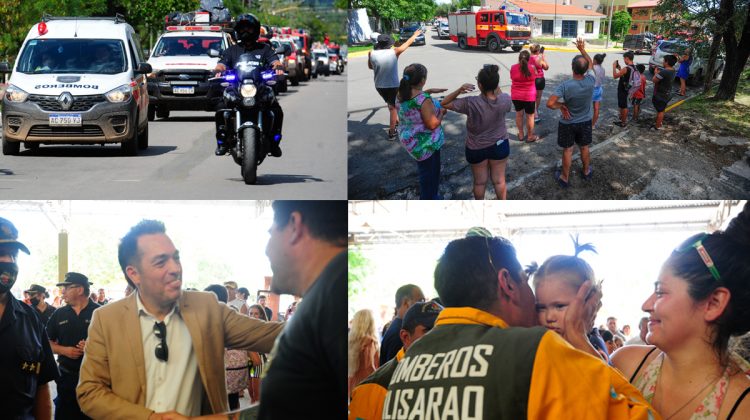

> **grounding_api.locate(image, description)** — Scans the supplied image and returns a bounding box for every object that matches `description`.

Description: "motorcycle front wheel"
[241,128,258,185]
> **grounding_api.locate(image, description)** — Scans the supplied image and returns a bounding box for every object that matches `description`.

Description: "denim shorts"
[465,139,509,164]
[592,86,603,102]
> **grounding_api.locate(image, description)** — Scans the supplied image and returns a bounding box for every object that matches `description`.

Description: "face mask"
[240,31,255,45]
[0,262,19,294]
[30,297,40,307]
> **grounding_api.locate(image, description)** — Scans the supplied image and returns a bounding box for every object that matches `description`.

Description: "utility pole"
[554,0,557,39]
[605,0,615,48]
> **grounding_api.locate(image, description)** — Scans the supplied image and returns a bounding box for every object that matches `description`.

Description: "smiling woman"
[611,201,750,420]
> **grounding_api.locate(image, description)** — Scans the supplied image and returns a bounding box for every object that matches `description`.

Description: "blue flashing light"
[501,5,506,9]
[262,71,274,80]
[225,74,236,81]
[520,8,524,12]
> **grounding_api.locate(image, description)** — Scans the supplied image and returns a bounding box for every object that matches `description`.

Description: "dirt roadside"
[383,97,750,200]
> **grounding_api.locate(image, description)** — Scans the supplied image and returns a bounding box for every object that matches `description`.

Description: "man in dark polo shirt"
[0,217,59,420]
[24,284,57,326]
[47,272,100,419]
[380,284,425,365]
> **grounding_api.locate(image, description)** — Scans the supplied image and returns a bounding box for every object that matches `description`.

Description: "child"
[612,51,635,127]
[533,236,605,361]
[651,55,677,130]
[442,65,513,199]
[630,64,647,122]
[592,53,606,127]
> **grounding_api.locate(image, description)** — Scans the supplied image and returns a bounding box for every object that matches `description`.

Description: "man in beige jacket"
[77,220,284,420]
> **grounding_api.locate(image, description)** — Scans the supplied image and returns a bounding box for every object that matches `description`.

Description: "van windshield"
[16,39,127,74]
[506,13,529,26]
[152,36,223,57]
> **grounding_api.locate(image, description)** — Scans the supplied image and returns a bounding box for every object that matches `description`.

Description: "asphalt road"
[348,30,703,199]
[1,72,347,199]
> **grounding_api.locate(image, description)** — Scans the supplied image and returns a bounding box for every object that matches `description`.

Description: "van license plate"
[49,113,82,126]
[173,86,194,94]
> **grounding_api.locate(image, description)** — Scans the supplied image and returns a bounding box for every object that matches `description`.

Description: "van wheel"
[511,46,523,52]
[688,69,702,87]
[148,105,155,121]
[458,37,468,50]
[121,125,139,156]
[156,107,170,120]
[487,37,501,53]
[2,139,20,155]
[137,123,149,150]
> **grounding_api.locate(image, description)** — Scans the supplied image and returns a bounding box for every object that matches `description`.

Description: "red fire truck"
[448,7,531,52]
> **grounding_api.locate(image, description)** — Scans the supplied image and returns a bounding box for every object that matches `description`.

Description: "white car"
[312,48,333,76]
[648,40,724,86]
[0,15,151,155]
[147,25,233,120]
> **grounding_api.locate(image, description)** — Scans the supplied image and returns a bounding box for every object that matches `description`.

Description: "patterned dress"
[225,349,249,394]
[396,91,444,162]
[633,351,750,418]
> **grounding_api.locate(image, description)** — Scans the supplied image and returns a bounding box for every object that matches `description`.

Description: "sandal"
[613,121,627,128]
[582,166,593,181]
[387,129,397,141]
[526,135,540,143]
[555,169,569,188]
[649,124,660,131]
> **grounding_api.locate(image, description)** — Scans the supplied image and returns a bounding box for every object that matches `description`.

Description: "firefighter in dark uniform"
[0,217,59,420]
[46,272,100,419]
[213,14,285,157]
[24,284,57,326]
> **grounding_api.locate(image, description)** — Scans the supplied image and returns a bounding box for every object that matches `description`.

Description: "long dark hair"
[477,64,499,94]
[398,63,427,102]
[666,202,750,362]
[518,50,531,78]
[593,53,606,65]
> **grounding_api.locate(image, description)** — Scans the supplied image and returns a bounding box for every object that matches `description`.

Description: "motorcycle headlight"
[5,85,29,102]
[240,84,257,98]
[105,84,132,103]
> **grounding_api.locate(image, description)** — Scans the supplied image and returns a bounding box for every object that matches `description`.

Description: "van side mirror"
[208,49,221,58]
[134,62,152,74]
[0,62,11,73]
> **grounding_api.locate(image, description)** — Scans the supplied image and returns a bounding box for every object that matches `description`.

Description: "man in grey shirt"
[368,29,423,139]
[547,37,595,188]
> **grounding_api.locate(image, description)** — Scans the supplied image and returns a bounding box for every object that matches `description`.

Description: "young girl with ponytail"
[510,50,538,142]
[395,63,447,199]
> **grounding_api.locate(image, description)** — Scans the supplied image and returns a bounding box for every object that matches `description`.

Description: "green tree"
[348,246,371,299]
[611,10,632,40]
[653,0,750,101]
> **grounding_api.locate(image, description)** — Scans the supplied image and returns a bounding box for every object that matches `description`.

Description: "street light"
[605,0,615,48]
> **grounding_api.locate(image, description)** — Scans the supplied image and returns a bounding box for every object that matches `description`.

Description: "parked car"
[648,40,724,86]
[623,32,655,54]
[437,21,449,39]
[399,24,426,46]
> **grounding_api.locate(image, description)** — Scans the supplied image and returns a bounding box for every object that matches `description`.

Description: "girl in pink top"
[510,50,539,142]
[529,44,549,122]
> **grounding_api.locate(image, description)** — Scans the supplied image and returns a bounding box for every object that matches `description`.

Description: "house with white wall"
[485,0,606,39]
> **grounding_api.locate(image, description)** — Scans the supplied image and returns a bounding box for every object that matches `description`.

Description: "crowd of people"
[0,200,347,420]
[369,34,687,199]
[348,202,750,419]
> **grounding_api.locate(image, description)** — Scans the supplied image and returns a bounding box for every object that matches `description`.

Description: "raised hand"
[575,37,586,52]
[459,83,475,94]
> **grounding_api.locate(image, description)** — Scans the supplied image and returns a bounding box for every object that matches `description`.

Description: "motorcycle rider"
[213,14,284,157]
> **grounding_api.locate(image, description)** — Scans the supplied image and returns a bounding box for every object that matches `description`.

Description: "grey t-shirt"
[593,65,606,88]
[369,49,399,89]
[553,72,596,125]
[450,93,512,149]
[654,68,675,102]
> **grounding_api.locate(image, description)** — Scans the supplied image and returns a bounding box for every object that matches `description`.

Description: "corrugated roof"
[509,1,606,17]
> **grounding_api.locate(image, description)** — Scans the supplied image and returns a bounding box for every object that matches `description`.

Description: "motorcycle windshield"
[236,53,265,82]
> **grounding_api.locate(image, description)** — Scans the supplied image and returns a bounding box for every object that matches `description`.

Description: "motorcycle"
[209,51,282,185]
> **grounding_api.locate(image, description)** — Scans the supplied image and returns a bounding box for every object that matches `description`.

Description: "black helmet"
[234,14,261,45]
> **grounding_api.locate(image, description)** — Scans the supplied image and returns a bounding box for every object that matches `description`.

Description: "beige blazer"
[77,291,284,419]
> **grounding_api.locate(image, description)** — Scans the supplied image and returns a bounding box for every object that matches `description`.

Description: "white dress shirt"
[136,293,202,416]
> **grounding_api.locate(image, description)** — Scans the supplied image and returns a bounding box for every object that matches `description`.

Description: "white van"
[0,15,152,155]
